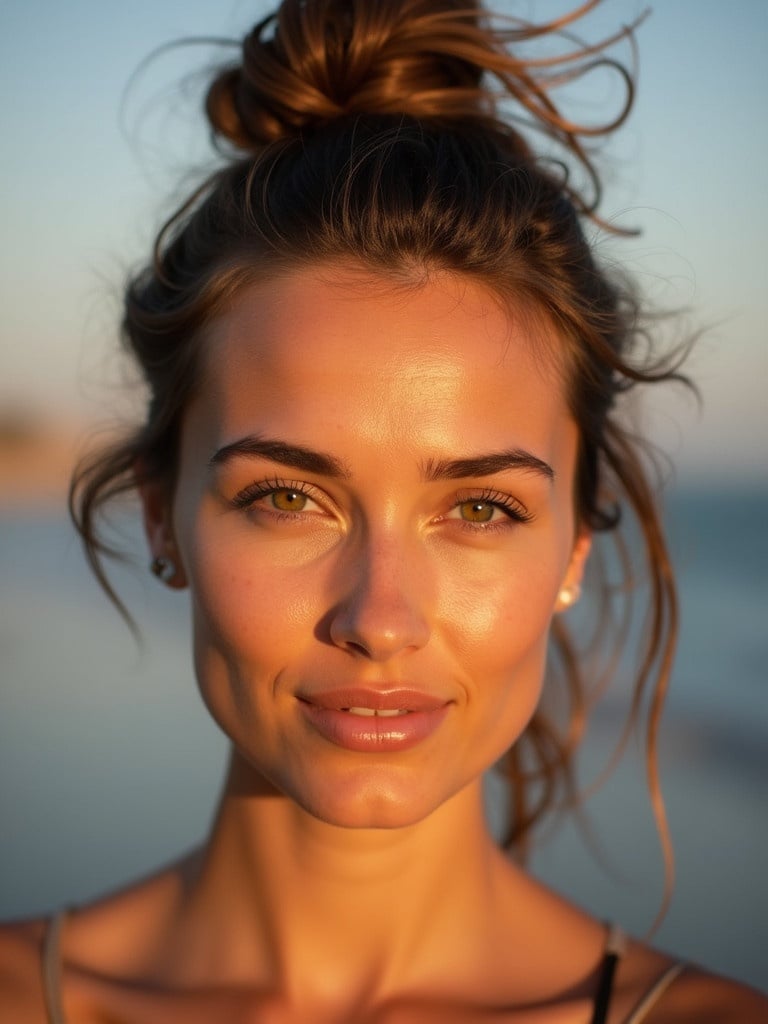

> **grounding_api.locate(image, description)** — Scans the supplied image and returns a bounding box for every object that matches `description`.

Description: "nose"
[328,532,431,660]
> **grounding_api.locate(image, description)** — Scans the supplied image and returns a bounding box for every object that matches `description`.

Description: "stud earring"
[150,556,176,584]
[557,582,581,610]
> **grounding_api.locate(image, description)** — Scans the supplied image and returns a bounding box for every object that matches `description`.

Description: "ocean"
[1,485,767,990]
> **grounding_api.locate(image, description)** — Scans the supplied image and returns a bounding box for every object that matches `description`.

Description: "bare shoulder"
[643,966,768,1023]
[612,935,768,1024]
[0,918,49,1022]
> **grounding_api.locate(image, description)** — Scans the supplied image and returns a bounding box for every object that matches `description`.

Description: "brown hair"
[70,0,688,872]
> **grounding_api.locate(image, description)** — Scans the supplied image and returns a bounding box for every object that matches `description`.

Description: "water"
[1,486,767,990]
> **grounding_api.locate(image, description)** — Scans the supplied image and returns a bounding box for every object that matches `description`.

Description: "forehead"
[193,264,572,455]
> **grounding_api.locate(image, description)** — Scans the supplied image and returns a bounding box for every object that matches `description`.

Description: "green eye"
[459,500,495,523]
[271,489,308,512]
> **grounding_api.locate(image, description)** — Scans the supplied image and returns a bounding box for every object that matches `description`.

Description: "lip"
[298,688,451,752]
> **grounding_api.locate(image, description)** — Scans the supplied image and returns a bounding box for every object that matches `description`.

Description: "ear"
[137,468,188,590]
[554,531,591,613]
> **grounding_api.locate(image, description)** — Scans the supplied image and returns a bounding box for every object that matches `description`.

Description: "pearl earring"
[150,556,177,584]
[557,582,581,609]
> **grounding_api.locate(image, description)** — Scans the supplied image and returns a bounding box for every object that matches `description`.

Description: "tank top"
[41,912,685,1024]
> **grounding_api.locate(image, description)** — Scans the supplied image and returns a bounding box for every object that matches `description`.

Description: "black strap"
[590,947,621,1024]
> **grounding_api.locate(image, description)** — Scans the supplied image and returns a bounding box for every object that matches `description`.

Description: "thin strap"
[624,963,686,1024]
[41,911,67,1024]
[590,923,627,1024]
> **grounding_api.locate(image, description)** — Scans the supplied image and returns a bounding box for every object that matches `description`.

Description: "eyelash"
[230,480,534,531]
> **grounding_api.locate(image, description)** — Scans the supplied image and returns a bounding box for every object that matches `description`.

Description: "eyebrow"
[210,436,351,478]
[211,435,554,483]
[422,449,555,482]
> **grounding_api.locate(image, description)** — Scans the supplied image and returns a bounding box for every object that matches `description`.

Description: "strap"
[590,923,627,1024]
[624,963,686,1024]
[41,911,67,1024]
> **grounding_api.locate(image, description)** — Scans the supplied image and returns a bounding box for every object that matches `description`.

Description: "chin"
[297,798,442,832]
[277,762,463,831]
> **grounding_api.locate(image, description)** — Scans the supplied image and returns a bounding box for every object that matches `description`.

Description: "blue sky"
[1,0,766,482]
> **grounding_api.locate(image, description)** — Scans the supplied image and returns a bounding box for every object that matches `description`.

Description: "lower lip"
[299,702,450,752]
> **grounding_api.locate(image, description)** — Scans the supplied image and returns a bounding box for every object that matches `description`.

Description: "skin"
[1,264,766,1022]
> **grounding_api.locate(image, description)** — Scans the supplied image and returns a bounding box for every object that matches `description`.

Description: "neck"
[168,748,521,1002]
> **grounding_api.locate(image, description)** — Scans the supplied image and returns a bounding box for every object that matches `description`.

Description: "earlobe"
[555,532,591,613]
[136,467,188,590]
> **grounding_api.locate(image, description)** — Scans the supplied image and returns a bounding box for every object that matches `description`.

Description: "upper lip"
[298,688,449,712]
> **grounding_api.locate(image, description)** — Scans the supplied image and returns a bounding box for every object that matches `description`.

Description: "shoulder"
[616,942,768,1024]
[0,918,50,1022]
[639,966,768,1023]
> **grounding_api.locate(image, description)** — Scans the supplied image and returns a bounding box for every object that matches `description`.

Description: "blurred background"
[1,0,766,992]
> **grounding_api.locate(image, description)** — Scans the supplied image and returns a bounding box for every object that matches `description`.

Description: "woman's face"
[144,264,589,829]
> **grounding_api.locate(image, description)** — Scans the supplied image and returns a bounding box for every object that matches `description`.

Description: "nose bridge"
[329,519,431,659]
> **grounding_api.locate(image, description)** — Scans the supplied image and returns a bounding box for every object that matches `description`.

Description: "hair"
[70,0,689,875]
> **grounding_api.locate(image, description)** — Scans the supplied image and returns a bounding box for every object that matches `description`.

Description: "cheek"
[436,547,562,754]
[189,548,322,670]
[436,542,561,662]
[182,541,333,782]
[176,514,326,728]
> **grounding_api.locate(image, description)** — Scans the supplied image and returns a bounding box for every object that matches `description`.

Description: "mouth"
[297,688,450,752]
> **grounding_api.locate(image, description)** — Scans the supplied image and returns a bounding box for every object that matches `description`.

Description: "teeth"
[343,707,408,717]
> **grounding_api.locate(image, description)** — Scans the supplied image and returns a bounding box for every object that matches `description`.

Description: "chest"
[62,982,605,1024]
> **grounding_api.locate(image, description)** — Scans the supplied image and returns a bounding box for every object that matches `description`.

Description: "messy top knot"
[207,0,487,145]
[205,0,634,214]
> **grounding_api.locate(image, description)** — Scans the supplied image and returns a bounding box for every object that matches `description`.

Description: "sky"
[1,0,767,483]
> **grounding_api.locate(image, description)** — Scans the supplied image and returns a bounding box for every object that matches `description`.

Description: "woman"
[1,0,765,1020]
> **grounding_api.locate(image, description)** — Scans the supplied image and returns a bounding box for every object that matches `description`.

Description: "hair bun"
[206,0,490,150]
[205,0,639,225]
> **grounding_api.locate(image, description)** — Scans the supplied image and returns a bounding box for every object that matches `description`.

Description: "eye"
[230,479,328,519]
[445,490,533,530]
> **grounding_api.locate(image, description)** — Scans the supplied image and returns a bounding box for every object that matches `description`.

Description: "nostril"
[343,639,373,658]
